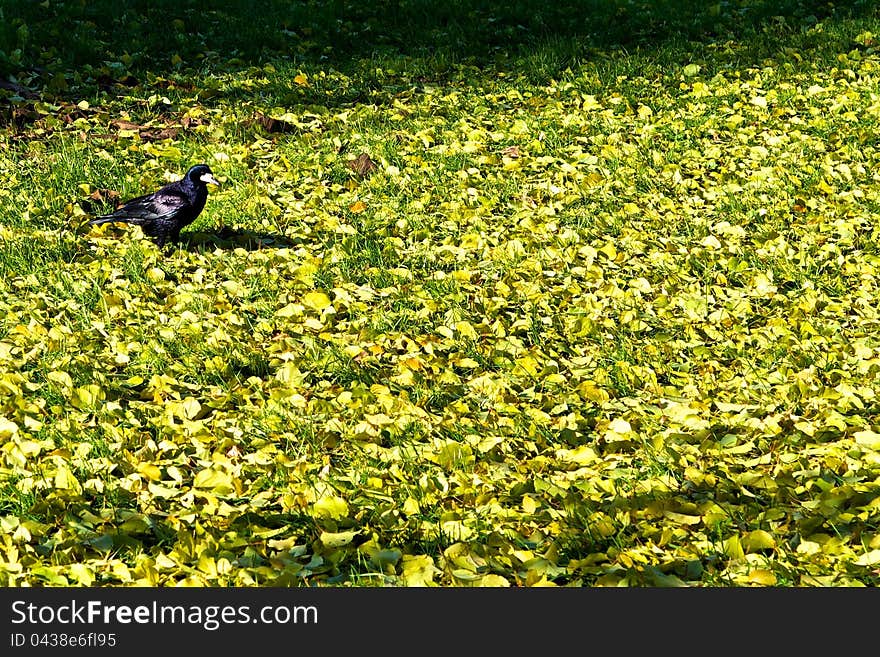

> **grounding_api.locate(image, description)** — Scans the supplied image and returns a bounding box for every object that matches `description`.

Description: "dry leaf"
[346,153,378,177]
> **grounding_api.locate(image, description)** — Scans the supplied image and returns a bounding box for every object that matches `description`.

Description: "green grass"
[1,0,880,587]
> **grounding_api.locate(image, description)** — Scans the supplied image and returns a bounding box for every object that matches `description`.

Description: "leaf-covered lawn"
[2,0,880,586]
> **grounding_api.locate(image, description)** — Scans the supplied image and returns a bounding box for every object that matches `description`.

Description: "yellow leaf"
[604,417,633,442]
[401,555,439,586]
[854,430,880,450]
[556,445,598,465]
[663,511,702,525]
[113,344,130,365]
[192,468,234,494]
[155,554,177,569]
[71,384,103,410]
[147,267,165,282]
[320,530,359,548]
[742,530,777,552]
[818,179,835,194]
[180,397,202,420]
[13,525,31,543]
[722,535,745,560]
[598,242,617,260]
[391,367,415,387]
[452,569,481,582]
[509,119,529,135]
[349,200,367,214]
[312,495,349,520]
[221,280,247,296]
[0,416,19,439]
[275,362,304,385]
[436,325,454,339]
[303,291,332,311]
[691,81,710,97]
[47,370,74,390]
[514,355,539,377]
[137,463,162,481]
[748,273,776,297]
[584,172,604,187]
[478,574,510,587]
[609,418,631,434]
[365,412,393,426]
[147,482,181,498]
[294,73,309,86]
[455,321,478,340]
[701,234,722,249]
[54,465,82,493]
[795,420,816,437]
[503,239,525,259]
[17,440,43,457]
[577,380,609,403]
[742,569,776,586]
[854,549,880,566]
[275,303,303,318]
[198,554,217,577]
[440,520,473,541]
[435,441,474,470]
[582,95,601,110]
[68,563,94,586]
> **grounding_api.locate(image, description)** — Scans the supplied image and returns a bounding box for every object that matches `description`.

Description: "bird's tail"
[89,215,127,226]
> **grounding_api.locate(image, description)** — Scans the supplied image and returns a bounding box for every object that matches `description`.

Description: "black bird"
[89,164,220,247]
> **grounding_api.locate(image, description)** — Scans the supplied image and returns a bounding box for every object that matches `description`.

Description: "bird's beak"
[201,173,220,186]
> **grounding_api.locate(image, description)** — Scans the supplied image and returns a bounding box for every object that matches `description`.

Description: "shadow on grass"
[1,0,877,92]
[182,227,300,252]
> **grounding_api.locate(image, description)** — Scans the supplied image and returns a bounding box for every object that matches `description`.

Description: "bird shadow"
[181,227,300,252]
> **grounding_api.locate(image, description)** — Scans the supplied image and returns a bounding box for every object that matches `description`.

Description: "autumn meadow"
[2,0,880,586]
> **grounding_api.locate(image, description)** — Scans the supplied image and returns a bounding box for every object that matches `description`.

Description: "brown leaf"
[110,119,179,141]
[180,115,206,129]
[140,127,179,141]
[251,110,295,133]
[89,189,121,202]
[346,153,378,178]
[1,106,39,131]
[80,189,121,214]
[111,119,144,132]
[61,107,92,124]
[96,74,139,91]
[501,145,521,158]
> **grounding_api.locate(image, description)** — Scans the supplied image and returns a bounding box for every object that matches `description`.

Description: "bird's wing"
[98,187,191,222]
